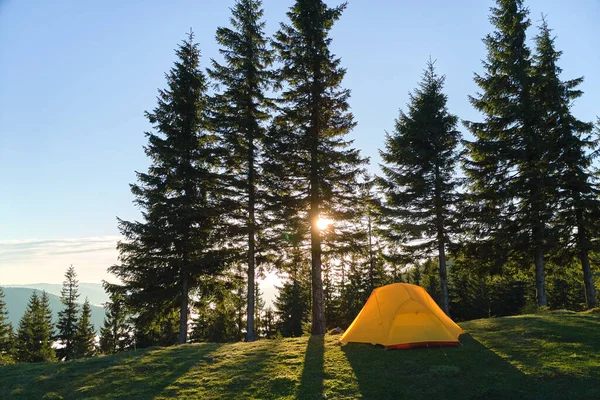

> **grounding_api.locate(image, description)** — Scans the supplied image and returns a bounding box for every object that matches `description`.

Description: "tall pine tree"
[231,266,247,339]
[265,0,366,335]
[274,277,311,337]
[110,31,232,344]
[132,308,180,348]
[273,243,312,337]
[378,61,461,314]
[463,0,553,306]
[533,16,599,309]
[190,278,241,343]
[338,254,368,326]
[16,291,55,363]
[208,0,274,342]
[262,306,277,338]
[254,281,266,336]
[99,288,132,355]
[0,287,14,362]
[359,180,387,296]
[74,298,96,358]
[56,265,80,360]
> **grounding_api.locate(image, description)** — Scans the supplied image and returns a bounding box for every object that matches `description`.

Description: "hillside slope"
[1,287,105,332]
[1,312,599,399]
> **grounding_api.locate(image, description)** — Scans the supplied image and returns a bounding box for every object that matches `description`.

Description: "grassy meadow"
[1,311,599,399]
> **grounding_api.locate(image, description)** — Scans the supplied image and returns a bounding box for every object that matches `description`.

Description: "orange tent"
[340,283,464,349]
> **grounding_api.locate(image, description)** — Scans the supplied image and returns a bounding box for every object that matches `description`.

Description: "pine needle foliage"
[56,265,80,360]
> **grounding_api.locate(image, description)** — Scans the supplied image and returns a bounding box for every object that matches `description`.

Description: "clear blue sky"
[0,0,598,282]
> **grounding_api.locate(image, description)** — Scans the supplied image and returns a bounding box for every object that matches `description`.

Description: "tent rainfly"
[340,283,464,349]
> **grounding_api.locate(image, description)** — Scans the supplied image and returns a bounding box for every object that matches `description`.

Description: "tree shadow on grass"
[161,340,299,399]
[219,346,297,399]
[343,334,530,400]
[159,336,326,399]
[343,332,600,400]
[296,335,325,400]
[472,315,600,397]
[2,344,222,399]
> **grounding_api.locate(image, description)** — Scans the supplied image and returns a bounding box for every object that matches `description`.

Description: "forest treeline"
[0,268,96,364]
[2,0,599,364]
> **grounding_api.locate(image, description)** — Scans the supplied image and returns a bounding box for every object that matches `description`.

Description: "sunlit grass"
[1,311,599,399]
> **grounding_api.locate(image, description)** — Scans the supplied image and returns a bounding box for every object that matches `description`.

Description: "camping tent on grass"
[340,283,464,349]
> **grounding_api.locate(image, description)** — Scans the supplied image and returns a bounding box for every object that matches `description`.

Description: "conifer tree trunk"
[435,165,449,315]
[310,175,326,335]
[437,233,449,314]
[368,215,375,292]
[178,273,189,344]
[576,208,597,308]
[309,55,326,335]
[246,146,257,341]
[533,242,547,306]
[532,192,547,306]
[579,245,596,309]
[111,317,118,354]
[531,135,548,308]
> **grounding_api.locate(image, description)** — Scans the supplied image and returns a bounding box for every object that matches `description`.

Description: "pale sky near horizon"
[1,0,598,285]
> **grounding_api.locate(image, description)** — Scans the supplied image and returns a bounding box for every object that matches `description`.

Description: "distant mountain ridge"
[1,281,278,333]
[3,281,278,308]
[4,282,109,307]
[1,287,105,333]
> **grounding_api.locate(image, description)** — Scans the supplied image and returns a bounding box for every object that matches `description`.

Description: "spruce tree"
[254,281,265,337]
[378,61,461,314]
[0,287,14,362]
[361,183,387,296]
[39,292,55,360]
[133,308,180,348]
[232,267,247,339]
[99,288,132,355]
[265,0,366,335]
[74,298,96,358]
[339,255,367,325]
[16,292,37,362]
[274,278,311,337]
[322,256,350,328]
[208,0,274,342]
[273,245,311,337]
[16,291,55,363]
[262,306,277,338]
[56,265,80,360]
[110,31,231,344]
[463,0,553,306]
[533,17,599,309]
[190,281,240,343]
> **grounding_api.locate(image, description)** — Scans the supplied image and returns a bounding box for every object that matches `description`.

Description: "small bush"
[520,298,538,315]
[536,306,551,314]
[301,321,312,336]
[0,354,15,366]
[270,331,283,340]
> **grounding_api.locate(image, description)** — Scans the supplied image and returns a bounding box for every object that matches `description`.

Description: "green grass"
[1,312,599,399]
